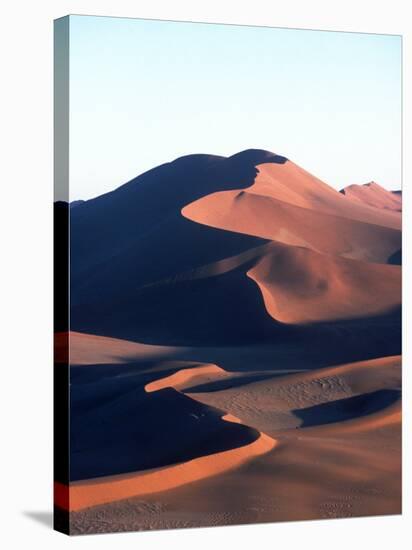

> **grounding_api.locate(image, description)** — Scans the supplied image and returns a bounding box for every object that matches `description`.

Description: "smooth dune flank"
[182,162,401,264]
[54,331,179,365]
[63,150,401,534]
[145,364,229,393]
[246,242,400,324]
[60,357,276,512]
[182,160,400,231]
[341,181,402,212]
[61,429,276,511]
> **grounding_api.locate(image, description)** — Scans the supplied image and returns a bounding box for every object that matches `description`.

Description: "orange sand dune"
[131,238,400,326]
[63,149,401,534]
[145,364,230,393]
[182,165,401,264]
[62,351,277,512]
[190,190,399,263]
[183,161,401,238]
[71,416,401,530]
[275,355,401,396]
[248,162,401,228]
[247,241,400,324]
[341,182,402,212]
[70,352,401,531]
[59,418,276,512]
[55,331,180,365]
[188,355,401,437]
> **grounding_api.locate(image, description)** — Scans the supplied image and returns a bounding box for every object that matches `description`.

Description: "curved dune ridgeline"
[182,162,401,263]
[183,189,401,263]
[60,359,277,512]
[59,424,276,512]
[182,159,401,227]
[145,364,230,393]
[69,150,401,346]
[246,242,401,324]
[65,341,401,525]
[65,150,401,532]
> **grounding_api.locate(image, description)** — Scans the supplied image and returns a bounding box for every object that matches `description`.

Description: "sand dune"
[187,355,401,433]
[145,364,230,393]
[70,379,260,481]
[185,189,401,263]
[57,429,276,512]
[60,355,276,512]
[55,331,180,366]
[341,181,402,212]
[243,162,401,228]
[131,238,401,326]
[181,158,401,265]
[62,149,401,533]
[68,347,401,532]
[247,242,401,323]
[69,235,400,346]
[183,160,400,233]
[69,150,401,345]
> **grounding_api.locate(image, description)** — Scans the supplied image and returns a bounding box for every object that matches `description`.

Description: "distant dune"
[60,149,401,533]
[340,181,402,212]
[54,331,179,365]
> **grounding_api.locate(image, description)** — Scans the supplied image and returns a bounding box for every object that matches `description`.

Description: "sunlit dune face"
[181,161,401,269]
[56,431,277,512]
[342,182,402,212]
[57,358,277,512]
[182,160,401,233]
[145,364,229,392]
[65,149,401,532]
[55,331,181,366]
[246,242,401,324]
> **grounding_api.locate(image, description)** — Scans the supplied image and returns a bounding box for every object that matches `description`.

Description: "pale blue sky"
[68,15,401,200]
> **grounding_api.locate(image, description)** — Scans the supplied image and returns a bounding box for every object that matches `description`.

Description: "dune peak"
[228,149,288,165]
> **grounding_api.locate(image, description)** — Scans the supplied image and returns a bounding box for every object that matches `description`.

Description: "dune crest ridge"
[63,149,401,532]
[246,242,400,324]
[57,429,276,511]
[62,362,276,512]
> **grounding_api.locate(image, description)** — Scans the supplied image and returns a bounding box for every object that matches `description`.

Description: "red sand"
[63,152,401,533]
[341,181,402,212]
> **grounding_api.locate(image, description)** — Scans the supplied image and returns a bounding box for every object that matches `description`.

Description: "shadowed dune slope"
[70,374,260,481]
[187,355,401,436]
[68,348,401,529]
[61,355,277,511]
[54,331,180,365]
[293,389,400,428]
[60,430,276,512]
[62,148,402,531]
[70,237,400,345]
[69,149,401,345]
[70,149,282,286]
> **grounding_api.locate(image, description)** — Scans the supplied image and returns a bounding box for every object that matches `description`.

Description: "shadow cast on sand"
[294,389,401,428]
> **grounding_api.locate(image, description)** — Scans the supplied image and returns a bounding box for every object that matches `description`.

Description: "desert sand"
[57,150,401,534]
[341,181,402,212]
